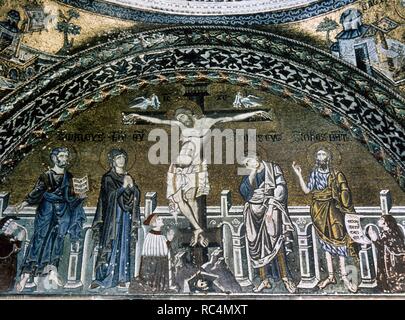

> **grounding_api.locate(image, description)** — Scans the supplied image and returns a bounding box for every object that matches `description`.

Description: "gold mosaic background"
[2,83,404,207]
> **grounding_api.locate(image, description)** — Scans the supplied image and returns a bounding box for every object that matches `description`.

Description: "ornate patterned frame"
[57,0,357,25]
[0,26,404,190]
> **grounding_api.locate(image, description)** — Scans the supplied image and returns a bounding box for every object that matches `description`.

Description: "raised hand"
[292,161,302,176]
[123,175,134,188]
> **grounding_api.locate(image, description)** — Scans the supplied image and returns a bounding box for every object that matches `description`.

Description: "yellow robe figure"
[309,169,357,257]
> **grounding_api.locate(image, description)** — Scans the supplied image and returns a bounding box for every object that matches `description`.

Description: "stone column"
[380,190,392,215]
[64,240,83,289]
[92,246,99,281]
[0,192,10,217]
[144,192,157,219]
[358,190,392,288]
[221,190,233,271]
[230,228,251,287]
[358,242,377,288]
[295,217,320,289]
[80,228,93,288]
[220,190,251,287]
[134,192,156,278]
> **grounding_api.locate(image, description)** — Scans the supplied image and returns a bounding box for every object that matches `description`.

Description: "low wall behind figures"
[0,190,404,294]
[0,83,404,207]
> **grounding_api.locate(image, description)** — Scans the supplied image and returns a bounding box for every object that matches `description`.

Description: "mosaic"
[0,0,404,301]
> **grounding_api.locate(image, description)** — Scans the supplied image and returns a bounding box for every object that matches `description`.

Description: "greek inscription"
[292,130,351,143]
[56,130,146,143]
[235,132,283,143]
[132,130,146,141]
[109,131,127,142]
[56,131,105,143]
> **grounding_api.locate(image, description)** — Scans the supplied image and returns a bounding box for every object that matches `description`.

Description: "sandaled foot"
[282,278,297,294]
[49,270,63,287]
[16,275,29,293]
[342,275,358,293]
[253,280,271,293]
[16,282,24,293]
[318,275,337,290]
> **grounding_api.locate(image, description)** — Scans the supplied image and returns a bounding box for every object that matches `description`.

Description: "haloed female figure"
[90,149,140,289]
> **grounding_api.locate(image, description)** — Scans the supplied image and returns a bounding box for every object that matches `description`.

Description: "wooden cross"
[123,82,268,264]
[177,196,223,267]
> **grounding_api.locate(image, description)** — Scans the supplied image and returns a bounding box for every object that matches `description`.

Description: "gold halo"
[98,144,137,172]
[306,142,342,167]
[394,0,405,19]
[166,98,203,120]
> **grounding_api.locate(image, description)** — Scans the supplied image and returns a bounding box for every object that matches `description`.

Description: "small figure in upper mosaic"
[233,91,263,109]
[129,94,161,110]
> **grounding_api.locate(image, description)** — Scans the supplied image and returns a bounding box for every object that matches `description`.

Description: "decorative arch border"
[58,0,357,25]
[0,26,404,190]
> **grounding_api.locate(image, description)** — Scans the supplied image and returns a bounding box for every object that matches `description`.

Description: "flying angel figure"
[233,91,263,109]
[129,94,161,110]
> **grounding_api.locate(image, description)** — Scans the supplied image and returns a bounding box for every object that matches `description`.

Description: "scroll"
[345,214,371,245]
[72,175,89,195]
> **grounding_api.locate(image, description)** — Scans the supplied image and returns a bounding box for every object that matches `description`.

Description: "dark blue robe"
[92,169,140,288]
[20,170,86,276]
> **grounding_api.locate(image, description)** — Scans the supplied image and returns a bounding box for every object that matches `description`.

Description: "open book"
[72,175,89,195]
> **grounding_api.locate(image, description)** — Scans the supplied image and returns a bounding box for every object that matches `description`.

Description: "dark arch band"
[0,26,404,190]
[57,0,357,25]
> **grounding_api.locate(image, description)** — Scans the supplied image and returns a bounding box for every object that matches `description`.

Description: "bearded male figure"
[16,147,86,292]
[240,155,296,293]
[292,148,358,293]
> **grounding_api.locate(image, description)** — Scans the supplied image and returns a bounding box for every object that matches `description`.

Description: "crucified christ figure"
[123,107,271,247]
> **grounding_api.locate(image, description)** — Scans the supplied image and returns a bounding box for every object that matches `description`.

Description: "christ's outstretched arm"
[122,112,181,126]
[213,110,272,124]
